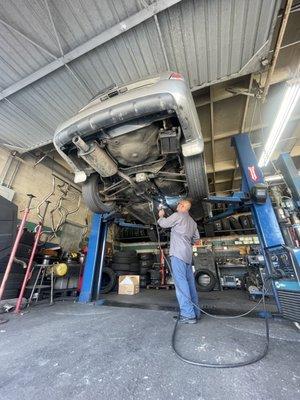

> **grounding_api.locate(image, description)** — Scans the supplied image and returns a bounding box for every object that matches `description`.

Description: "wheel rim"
[197,273,211,286]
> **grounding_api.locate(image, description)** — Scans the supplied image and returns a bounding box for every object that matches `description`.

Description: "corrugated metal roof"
[0,0,281,151]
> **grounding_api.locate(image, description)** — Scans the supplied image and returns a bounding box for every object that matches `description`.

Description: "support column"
[79,213,107,303]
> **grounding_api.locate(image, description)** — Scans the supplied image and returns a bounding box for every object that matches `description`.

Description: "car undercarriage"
[53,73,209,224]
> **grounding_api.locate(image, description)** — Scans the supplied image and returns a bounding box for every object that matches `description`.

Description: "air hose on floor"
[150,206,270,368]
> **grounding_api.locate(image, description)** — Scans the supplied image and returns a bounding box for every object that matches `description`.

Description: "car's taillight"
[169,72,184,80]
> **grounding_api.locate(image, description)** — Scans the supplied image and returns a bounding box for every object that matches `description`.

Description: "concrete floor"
[0,302,299,400]
[103,288,278,316]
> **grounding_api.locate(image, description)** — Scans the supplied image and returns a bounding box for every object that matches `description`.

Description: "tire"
[184,154,209,218]
[247,215,256,233]
[214,221,222,233]
[140,276,148,288]
[239,215,250,234]
[140,260,153,268]
[221,218,231,235]
[150,270,160,279]
[82,174,116,214]
[241,274,248,291]
[112,256,138,264]
[140,267,150,275]
[114,270,140,276]
[0,289,19,299]
[0,260,26,274]
[147,228,157,242]
[139,253,155,261]
[247,215,255,228]
[111,263,140,272]
[0,273,24,290]
[100,267,116,294]
[229,217,243,234]
[0,281,19,290]
[15,243,32,261]
[195,269,216,292]
[114,250,137,258]
[19,230,35,246]
[204,223,215,237]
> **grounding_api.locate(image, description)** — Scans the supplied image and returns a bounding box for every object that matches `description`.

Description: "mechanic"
[158,199,200,324]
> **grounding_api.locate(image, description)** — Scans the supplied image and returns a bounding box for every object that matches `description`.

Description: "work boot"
[178,315,197,324]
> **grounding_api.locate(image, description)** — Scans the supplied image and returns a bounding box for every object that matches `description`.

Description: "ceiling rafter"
[0,16,57,60]
[139,0,170,70]
[44,0,94,98]
[201,111,300,144]
[209,86,216,192]
[0,0,183,101]
[193,65,296,108]
[230,74,254,191]
[153,14,170,70]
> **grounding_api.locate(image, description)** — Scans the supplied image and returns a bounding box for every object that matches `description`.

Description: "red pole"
[15,201,50,313]
[0,194,35,301]
[160,248,165,286]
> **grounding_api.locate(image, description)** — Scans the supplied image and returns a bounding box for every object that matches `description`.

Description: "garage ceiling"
[0,0,281,150]
[0,0,299,194]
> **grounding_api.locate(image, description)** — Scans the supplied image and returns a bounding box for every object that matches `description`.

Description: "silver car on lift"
[53,72,209,224]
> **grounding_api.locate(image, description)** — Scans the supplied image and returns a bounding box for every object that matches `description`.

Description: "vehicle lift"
[79,133,300,323]
[79,214,150,303]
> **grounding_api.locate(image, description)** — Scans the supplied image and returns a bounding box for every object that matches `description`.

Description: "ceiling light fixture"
[264,174,283,182]
[258,81,300,168]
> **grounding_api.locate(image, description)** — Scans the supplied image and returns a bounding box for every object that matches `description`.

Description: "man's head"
[176,199,192,213]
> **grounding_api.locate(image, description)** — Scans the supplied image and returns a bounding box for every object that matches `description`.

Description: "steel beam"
[0,0,182,101]
[231,75,254,190]
[262,0,293,100]
[45,0,94,97]
[202,112,300,145]
[0,17,57,59]
[209,87,216,192]
[277,153,300,207]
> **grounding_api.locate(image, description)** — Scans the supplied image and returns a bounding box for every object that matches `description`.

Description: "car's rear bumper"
[53,79,204,175]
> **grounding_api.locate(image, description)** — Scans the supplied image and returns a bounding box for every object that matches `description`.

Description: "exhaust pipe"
[72,136,118,178]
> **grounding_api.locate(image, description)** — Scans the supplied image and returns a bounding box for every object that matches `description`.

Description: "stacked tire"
[100,266,117,294]
[105,250,140,293]
[0,230,35,300]
[139,253,155,288]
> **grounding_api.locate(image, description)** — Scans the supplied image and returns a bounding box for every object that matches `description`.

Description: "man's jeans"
[171,256,200,319]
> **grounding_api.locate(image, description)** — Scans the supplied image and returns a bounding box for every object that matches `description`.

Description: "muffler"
[72,136,118,177]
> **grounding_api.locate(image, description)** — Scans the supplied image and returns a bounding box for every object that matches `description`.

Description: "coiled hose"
[151,206,270,368]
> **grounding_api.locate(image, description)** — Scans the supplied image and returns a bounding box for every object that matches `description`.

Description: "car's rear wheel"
[82,174,116,214]
[184,154,209,218]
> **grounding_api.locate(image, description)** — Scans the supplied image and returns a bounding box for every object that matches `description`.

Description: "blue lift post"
[206,133,300,318]
[78,214,150,304]
[79,213,109,303]
[232,134,284,311]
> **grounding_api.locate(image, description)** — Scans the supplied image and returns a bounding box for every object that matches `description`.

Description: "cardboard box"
[118,275,140,295]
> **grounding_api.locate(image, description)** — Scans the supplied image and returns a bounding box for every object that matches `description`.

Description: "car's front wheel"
[82,174,116,214]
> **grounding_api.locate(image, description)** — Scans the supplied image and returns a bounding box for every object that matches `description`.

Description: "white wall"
[0,146,91,244]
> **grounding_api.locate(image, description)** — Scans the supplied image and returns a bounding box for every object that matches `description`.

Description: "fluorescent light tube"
[264,174,283,182]
[258,82,300,168]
